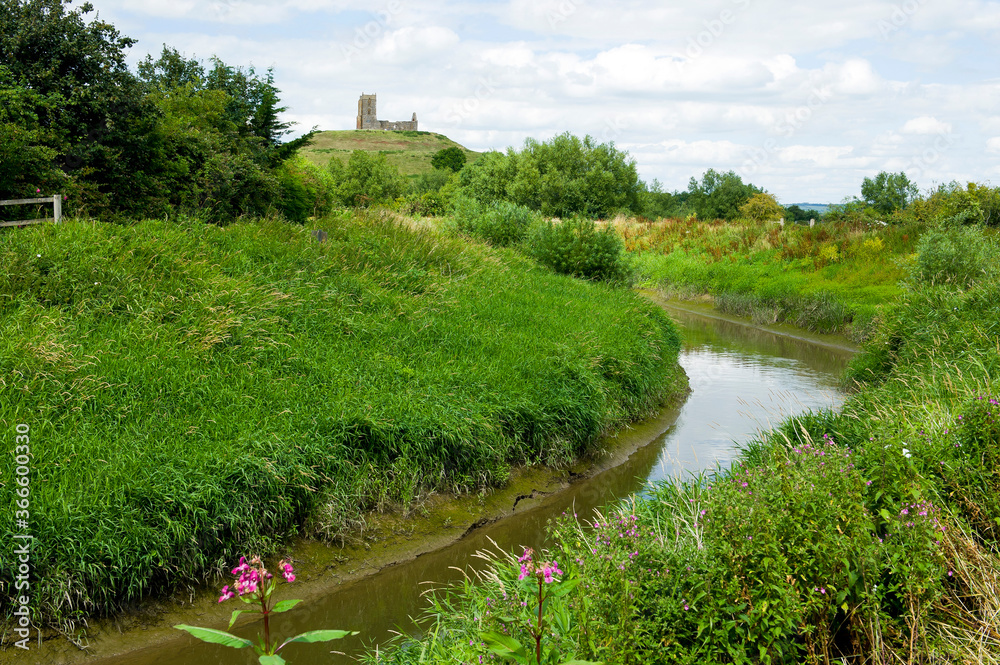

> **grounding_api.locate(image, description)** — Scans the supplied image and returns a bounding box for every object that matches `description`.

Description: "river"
[30,299,853,665]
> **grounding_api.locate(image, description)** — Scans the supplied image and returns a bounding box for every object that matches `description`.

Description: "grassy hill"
[299,130,482,178]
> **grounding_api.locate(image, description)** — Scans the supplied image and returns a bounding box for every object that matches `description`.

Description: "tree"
[137,47,311,166]
[687,169,762,221]
[0,65,61,199]
[0,0,162,215]
[431,146,466,173]
[783,204,813,223]
[739,192,784,222]
[458,133,643,218]
[860,171,918,216]
[332,150,407,207]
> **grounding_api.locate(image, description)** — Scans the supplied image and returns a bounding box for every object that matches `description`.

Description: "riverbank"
[11,293,854,665]
[365,221,1000,663]
[0,210,685,642]
[616,216,923,342]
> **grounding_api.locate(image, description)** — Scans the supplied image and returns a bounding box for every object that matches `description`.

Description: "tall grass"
[0,210,685,631]
[612,216,926,341]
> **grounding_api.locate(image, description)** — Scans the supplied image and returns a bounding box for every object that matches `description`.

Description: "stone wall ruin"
[356,93,417,131]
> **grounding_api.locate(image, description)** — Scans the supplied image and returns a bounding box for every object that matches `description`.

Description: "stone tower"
[357,93,378,129]
[356,93,418,131]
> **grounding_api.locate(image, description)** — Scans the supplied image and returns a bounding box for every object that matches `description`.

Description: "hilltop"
[299,130,482,178]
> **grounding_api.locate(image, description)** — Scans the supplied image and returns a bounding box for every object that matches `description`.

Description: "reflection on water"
[82,303,853,665]
[645,306,849,485]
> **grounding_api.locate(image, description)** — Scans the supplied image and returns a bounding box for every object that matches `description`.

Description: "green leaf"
[270,599,303,614]
[278,629,358,649]
[482,631,528,661]
[549,578,580,598]
[229,609,247,629]
[879,508,891,520]
[561,660,603,664]
[258,654,286,665]
[173,625,253,649]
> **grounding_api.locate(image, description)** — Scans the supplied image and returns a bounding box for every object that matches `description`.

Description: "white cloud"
[80,0,1000,202]
[372,26,460,63]
[901,116,953,135]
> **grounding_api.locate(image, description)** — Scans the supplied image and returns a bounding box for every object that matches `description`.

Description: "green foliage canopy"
[860,171,918,217]
[430,146,467,173]
[687,169,763,221]
[330,151,407,207]
[459,133,643,218]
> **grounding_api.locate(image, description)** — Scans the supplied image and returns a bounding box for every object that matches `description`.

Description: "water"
[42,301,852,665]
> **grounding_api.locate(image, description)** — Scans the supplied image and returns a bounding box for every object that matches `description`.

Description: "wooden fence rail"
[0,195,63,227]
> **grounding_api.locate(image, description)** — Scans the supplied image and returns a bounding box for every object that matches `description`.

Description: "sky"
[81,0,1000,203]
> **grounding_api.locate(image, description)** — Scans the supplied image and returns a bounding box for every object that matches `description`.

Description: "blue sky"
[83,0,1000,203]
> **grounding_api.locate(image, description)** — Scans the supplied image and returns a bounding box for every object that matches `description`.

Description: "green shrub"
[330,150,407,207]
[275,156,338,223]
[430,146,466,173]
[526,217,631,283]
[453,197,540,247]
[911,226,995,289]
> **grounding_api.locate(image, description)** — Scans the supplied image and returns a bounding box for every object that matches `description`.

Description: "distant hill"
[299,130,482,178]
[788,203,832,214]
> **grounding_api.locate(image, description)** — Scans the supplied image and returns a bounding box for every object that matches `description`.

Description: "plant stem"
[262,592,272,654]
[536,577,543,665]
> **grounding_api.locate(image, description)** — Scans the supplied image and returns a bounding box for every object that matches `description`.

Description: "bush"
[526,217,631,283]
[911,226,996,289]
[430,146,466,173]
[330,150,407,208]
[453,197,540,246]
[275,157,338,223]
[739,192,784,222]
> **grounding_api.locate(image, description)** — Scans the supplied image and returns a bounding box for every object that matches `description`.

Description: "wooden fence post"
[53,194,62,224]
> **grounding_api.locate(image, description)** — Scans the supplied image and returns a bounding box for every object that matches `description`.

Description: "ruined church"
[356,94,417,131]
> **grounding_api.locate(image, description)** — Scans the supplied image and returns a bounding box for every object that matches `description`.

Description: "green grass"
[299,130,481,177]
[611,217,926,341]
[0,211,684,630]
[367,226,1000,664]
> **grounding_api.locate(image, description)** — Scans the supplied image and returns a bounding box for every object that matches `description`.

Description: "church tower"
[357,93,377,129]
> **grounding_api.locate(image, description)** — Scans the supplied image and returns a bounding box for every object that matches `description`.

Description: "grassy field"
[366,222,1000,664]
[0,211,684,632]
[299,130,481,178]
[610,216,925,341]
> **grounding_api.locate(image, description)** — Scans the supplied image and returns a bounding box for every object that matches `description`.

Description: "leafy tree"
[784,204,814,223]
[640,180,691,220]
[332,150,407,207]
[459,133,643,218]
[137,46,312,166]
[431,146,467,173]
[739,192,784,222]
[0,65,61,199]
[860,171,918,217]
[687,169,762,221]
[0,0,164,215]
